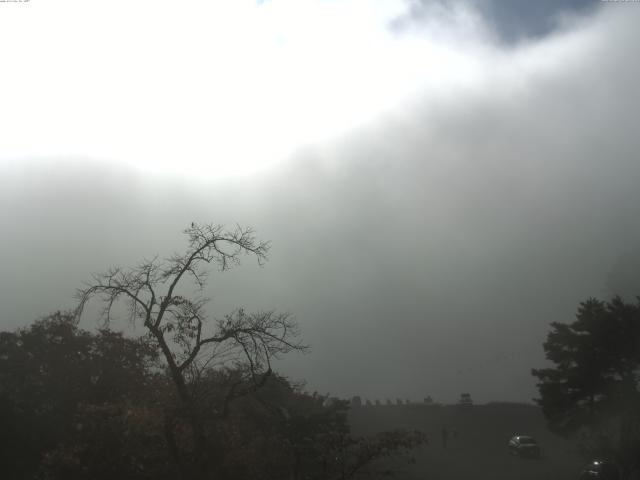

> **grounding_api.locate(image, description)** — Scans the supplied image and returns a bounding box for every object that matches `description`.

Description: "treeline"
[0,223,428,479]
[4,220,638,479]
[0,312,425,479]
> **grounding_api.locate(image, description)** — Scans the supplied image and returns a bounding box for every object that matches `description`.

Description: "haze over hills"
[2,0,640,405]
[1,2,640,479]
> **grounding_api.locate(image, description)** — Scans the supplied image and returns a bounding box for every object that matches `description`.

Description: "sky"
[1,0,640,404]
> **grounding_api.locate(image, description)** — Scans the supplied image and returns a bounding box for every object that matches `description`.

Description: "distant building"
[365,399,372,406]
[424,396,434,405]
[350,396,362,407]
[458,393,473,408]
[375,399,381,406]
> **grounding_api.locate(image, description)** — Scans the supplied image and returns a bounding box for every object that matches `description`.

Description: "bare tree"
[75,223,307,478]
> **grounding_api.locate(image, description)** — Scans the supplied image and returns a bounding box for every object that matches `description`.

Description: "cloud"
[394,0,599,44]
[250,3,640,401]
[0,0,595,178]
[1,2,639,403]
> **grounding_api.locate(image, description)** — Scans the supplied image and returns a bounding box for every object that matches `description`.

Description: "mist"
[1,0,639,407]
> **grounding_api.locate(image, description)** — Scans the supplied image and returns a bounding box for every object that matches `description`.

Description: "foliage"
[39,401,173,480]
[0,311,158,479]
[1,224,427,479]
[185,374,427,480]
[0,316,425,480]
[532,296,640,476]
[75,223,308,477]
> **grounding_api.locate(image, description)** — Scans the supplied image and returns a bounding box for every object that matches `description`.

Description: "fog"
[1,0,639,405]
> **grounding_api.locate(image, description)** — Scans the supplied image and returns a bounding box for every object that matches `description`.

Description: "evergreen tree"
[532,297,640,476]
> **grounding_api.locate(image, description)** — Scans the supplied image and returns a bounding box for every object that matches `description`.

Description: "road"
[349,403,585,479]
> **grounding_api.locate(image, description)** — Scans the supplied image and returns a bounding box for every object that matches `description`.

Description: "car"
[508,435,541,458]
[579,459,620,480]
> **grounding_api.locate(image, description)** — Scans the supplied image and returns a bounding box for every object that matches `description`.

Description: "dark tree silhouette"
[532,296,640,477]
[0,313,425,480]
[0,311,158,479]
[75,223,308,478]
[3,224,426,480]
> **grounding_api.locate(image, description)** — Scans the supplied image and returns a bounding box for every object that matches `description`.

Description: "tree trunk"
[152,328,214,478]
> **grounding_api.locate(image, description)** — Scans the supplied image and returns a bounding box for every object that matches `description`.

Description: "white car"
[508,435,541,458]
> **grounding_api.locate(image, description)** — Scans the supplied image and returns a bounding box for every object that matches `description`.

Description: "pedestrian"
[441,427,448,448]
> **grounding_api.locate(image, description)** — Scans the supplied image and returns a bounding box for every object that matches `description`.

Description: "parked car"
[579,459,620,480]
[508,435,541,458]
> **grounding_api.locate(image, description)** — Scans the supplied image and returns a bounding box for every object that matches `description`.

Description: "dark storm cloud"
[393,0,599,44]
[476,0,598,43]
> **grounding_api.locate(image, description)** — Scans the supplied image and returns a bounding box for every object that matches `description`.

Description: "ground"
[349,403,585,480]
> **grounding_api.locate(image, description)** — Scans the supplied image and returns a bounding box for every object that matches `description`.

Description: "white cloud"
[2,1,640,403]
[0,0,508,178]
